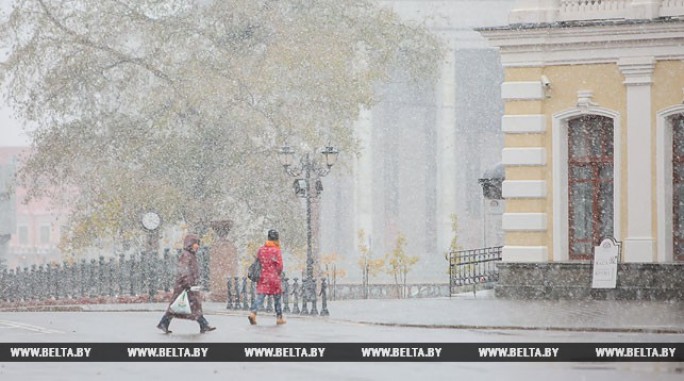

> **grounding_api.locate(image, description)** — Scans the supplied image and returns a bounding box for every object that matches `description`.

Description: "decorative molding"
[577,90,598,110]
[501,81,546,100]
[502,114,547,133]
[661,0,684,18]
[502,147,547,166]
[502,213,548,231]
[558,0,632,22]
[478,21,684,67]
[501,245,548,262]
[630,0,665,20]
[508,0,684,24]
[502,180,547,198]
[618,56,655,85]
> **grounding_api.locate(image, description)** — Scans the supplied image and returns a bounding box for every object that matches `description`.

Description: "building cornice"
[478,19,684,66]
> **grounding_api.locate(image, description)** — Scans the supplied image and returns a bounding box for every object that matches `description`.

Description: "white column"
[435,39,457,255]
[353,108,374,259]
[619,56,655,262]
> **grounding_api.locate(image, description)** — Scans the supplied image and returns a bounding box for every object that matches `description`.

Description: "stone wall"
[330,283,450,300]
[496,262,684,300]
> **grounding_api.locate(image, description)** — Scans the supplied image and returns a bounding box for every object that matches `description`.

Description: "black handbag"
[247,257,261,281]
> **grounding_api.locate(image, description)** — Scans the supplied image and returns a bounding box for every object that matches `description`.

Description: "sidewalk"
[325,291,684,333]
[71,290,684,334]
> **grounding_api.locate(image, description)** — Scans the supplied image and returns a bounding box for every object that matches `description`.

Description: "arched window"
[673,114,684,262]
[568,115,614,260]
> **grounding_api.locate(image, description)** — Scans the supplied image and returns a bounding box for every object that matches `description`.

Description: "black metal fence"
[225,274,330,316]
[448,246,503,295]
[0,247,330,315]
[0,248,195,302]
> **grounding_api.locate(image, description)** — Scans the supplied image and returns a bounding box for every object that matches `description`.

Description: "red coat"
[255,241,283,295]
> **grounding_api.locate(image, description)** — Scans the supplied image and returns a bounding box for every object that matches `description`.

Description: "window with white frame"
[567,115,614,260]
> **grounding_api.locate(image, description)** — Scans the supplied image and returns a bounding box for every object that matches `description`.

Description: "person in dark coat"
[157,233,216,333]
[248,229,285,325]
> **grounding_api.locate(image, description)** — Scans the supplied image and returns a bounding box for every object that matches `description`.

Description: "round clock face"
[142,211,161,231]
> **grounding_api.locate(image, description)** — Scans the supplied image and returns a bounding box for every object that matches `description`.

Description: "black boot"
[157,314,172,334]
[198,316,216,333]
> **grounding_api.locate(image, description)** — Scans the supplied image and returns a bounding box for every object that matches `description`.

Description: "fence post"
[243,278,250,310]
[129,254,137,296]
[282,277,290,313]
[106,257,115,297]
[292,278,300,314]
[64,261,72,299]
[77,260,86,297]
[46,264,53,299]
[97,256,105,297]
[200,247,210,291]
[87,259,96,298]
[149,251,157,301]
[38,264,46,300]
[0,268,7,302]
[11,268,18,302]
[320,278,329,316]
[9,268,17,301]
[226,278,233,309]
[17,267,25,301]
[29,265,37,300]
[233,277,241,310]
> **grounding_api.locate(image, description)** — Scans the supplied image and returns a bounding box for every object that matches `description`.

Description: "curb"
[211,310,684,334]
[326,319,684,335]
[2,305,682,335]
[0,305,85,312]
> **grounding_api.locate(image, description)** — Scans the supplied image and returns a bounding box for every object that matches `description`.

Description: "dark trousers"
[159,313,211,328]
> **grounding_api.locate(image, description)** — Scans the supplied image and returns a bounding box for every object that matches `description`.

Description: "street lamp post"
[278,145,339,315]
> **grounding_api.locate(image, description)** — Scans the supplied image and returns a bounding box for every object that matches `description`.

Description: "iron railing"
[0,248,200,301]
[0,247,329,315]
[224,275,329,316]
[448,246,503,295]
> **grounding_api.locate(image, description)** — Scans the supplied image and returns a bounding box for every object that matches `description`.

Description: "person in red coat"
[157,233,216,333]
[248,229,285,325]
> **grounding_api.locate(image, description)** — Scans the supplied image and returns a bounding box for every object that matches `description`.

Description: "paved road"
[0,311,479,342]
[0,311,682,381]
[1,311,683,343]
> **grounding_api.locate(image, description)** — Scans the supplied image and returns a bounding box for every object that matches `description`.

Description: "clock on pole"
[141,211,162,232]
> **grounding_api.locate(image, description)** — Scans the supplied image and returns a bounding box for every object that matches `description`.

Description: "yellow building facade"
[480,0,684,299]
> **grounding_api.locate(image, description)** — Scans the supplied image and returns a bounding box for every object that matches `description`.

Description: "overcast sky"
[0,106,27,147]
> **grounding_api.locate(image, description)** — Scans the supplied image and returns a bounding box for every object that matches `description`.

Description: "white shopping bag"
[169,289,191,315]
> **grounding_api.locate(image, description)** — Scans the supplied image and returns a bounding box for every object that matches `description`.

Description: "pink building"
[0,147,67,269]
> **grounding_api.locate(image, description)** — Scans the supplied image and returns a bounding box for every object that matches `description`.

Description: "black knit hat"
[267,229,279,241]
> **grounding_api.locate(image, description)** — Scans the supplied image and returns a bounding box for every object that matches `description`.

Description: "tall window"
[40,225,51,245]
[568,115,614,260]
[673,114,684,262]
[18,225,29,245]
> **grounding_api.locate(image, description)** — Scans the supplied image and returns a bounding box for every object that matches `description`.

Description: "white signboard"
[592,239,619,289]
